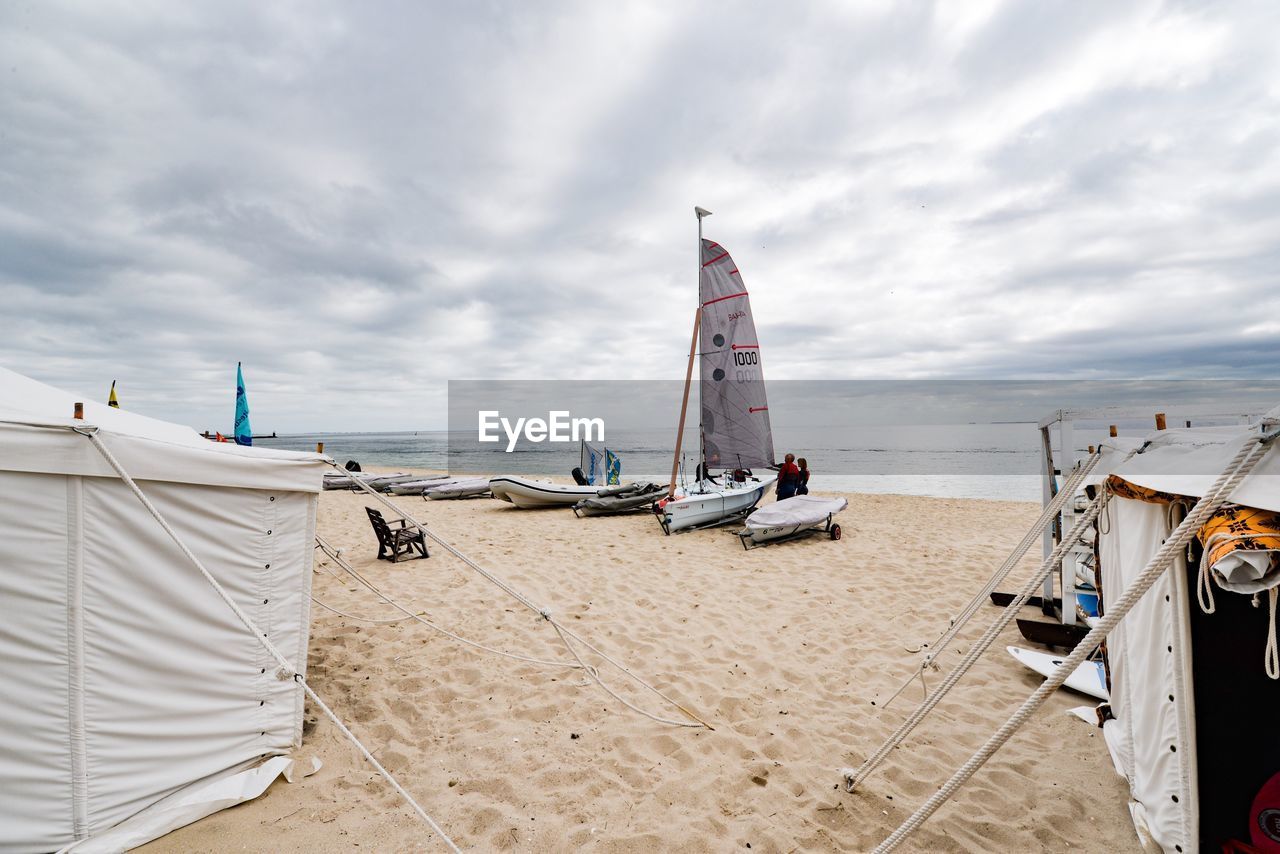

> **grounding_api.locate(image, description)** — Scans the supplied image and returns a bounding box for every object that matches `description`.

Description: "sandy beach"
[135,479,1139,853]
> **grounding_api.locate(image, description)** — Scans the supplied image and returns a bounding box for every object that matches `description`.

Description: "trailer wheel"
[830,524,842,541]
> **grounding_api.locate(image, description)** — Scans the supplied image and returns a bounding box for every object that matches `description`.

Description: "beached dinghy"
[366,473,436,492]
[737,494,847,549]
[323,471,407,490]
[659,478,775,533]
[658,207,778,534]
[425,477,492,500]
[387,476,451,495]
[489,476,599,508]
[574,482,667,517]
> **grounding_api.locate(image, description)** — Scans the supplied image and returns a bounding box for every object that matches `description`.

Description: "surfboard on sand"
[1006,645,1110,701]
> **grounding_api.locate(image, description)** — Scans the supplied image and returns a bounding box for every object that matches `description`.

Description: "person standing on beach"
[777,453,800,500]
[797,457,810,495]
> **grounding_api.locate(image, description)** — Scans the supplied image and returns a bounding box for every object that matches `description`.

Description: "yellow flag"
[108,380,119,408]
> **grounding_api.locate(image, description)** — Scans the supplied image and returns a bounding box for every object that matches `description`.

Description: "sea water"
[258,422,1128,501]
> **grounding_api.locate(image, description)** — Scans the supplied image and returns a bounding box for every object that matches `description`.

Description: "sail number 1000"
[732,350,758,366]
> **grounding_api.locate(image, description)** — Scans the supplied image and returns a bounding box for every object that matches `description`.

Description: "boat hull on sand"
[574,483,666,517]
[658,477,776,533]
[426,477,492,500]
[489,476,599,508]
[1007,645,1110,701]
[387,476,451,495]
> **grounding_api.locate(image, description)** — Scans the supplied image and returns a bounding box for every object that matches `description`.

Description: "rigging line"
[310,595,418,625]
[548,620,702,728]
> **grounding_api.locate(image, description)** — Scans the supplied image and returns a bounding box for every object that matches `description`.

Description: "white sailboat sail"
[698,238,775,471]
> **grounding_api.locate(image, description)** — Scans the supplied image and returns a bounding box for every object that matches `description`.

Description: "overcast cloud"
[2,1,1278,431]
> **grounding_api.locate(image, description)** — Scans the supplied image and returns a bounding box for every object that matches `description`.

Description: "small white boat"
[489,476,599,508]
[657,476,776,533]
[1007,645,1110,701]
[738,494,847,548]
[425,477,492,500]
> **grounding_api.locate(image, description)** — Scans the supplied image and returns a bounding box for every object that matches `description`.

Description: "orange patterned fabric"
[1197,504,1280,568]
[1106,475,1280,568]
[1104,474,1186,505]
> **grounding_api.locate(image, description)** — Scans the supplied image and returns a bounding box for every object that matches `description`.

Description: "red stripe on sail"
[749,406,768,413]
[731,344,759,349]
[702,251,730,267]
[728,269,738,275]
[702,292,748,307]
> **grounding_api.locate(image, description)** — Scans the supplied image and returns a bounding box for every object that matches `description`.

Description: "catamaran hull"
[489,476,599,508]
[659,477,776,533]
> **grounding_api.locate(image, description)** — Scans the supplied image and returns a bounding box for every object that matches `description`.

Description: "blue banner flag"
[605,449,621,485]
[234,362,252,446]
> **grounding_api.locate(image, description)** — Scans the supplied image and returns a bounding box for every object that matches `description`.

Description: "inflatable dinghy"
[387,476,451,495]
[574,482,666,517]
[366,474,438,492]
[322,471,408,491]
[425,477,492,500]
[489,476,599,508]
[737,494,847,548]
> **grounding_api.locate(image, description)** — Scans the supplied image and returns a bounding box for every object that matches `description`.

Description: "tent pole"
[1040,420,1058,616]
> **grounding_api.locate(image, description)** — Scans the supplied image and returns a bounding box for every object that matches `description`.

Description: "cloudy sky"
[2,1,1278,431]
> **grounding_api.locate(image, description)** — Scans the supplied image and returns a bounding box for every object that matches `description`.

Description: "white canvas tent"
[0,367,329,852]
[852,411,1280,853]
[1091,418,1280,851]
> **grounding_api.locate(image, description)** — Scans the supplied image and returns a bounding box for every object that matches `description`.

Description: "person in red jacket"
[777,453,801,500]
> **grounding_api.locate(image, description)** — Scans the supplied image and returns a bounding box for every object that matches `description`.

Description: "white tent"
[1093,416,1280,851]
[0,367,329,852]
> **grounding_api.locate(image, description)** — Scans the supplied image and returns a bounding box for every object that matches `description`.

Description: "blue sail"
[606,449,621,485]
[234,363,252,446]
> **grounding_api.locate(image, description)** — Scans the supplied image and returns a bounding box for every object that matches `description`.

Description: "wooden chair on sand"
[364,507,429,563]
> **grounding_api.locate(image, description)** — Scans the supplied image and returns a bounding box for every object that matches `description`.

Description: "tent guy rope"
[844,479,1113,792]
[867,428,1276,853]
[73,426,461,853]
[882,451,1102,710]
[329,462,714,730]
[315,534,587,670]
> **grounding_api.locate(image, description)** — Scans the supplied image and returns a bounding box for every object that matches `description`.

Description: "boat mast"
[667,206,711,498]
[696,206,708,481]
